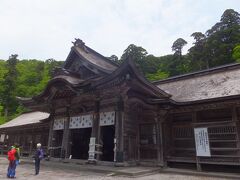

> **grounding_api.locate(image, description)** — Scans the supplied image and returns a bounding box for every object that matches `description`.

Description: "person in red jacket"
[7,146,17,178]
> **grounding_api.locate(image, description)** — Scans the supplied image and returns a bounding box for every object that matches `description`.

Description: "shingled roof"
[0,111,49,129]
[154,63,240,103]
[74,46,117,72]
[64,39,118,74]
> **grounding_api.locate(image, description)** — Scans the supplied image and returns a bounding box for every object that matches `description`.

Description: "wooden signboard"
[194,128,211,157]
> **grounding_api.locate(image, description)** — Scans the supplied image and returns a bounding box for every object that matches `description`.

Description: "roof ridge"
[153,63,240,85]
[72,38,118,67]
[84,44,119,67]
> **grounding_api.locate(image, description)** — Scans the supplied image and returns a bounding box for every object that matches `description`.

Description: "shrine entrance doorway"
[53,130,63,158]
[101,125,115,161]
[139,123,158,161]
[71,128,92,159]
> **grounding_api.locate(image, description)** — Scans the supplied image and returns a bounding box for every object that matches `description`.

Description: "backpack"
[8,149,16,161]
[39,149,44,160]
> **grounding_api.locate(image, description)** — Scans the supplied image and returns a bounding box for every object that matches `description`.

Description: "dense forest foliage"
[0,58,63,124]
[0,9,239,124]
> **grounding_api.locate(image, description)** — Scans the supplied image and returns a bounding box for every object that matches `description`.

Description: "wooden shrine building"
[0,111,49,156]
[2,39,240,170]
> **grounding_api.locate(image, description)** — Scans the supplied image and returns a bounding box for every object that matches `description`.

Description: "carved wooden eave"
[0,122,49,133]
[92,57,172,101]
[176,94,240,105]
[33,77,81,99]
[18,75,90,111]
[169,94,240,113]
[148,93,240,114]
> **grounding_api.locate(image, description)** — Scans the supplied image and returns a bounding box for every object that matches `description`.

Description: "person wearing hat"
[34,143,44,175]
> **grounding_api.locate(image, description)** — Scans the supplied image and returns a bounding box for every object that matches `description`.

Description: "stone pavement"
[0,157,234,180]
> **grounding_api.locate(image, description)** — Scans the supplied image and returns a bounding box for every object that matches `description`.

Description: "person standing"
[13,143,20,177]
[14,144,20,165]
[34,143,44,175]
[7,146,17,178]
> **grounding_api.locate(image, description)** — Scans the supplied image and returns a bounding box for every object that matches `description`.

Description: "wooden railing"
[168,121,240,166]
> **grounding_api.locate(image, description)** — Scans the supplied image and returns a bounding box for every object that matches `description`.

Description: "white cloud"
[0,0,239,60]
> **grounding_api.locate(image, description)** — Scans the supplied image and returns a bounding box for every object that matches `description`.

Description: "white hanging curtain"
[100,111,115,126]
[69,114,93,129]
[0,134,5,142]
[53,118,66,130]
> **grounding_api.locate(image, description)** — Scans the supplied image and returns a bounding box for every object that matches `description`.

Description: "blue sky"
[0,0,239,60]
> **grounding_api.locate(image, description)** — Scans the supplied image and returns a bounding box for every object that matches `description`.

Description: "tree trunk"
[4,107,8,120]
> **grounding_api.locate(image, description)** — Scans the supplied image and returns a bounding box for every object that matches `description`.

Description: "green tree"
[109,55,118,61]
[141,55,161,74]
[1,54,19,120]
[205,9,240,67]
[146,70,169,81]
[0,60,7,96]
[120,44,148,73]
[45,58,64,78]
[16,60,46,97]
[233,45,240,62]
[0,57,63,124]
[188,32,207,70]
[120,44,148,62]
[107,55,123,65]
[172,38,187,59]
[171,38,189,75]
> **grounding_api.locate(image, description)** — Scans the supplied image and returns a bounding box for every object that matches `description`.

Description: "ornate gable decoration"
[52,67,70,77]
[72,38,89,53]
[93,57,171,99]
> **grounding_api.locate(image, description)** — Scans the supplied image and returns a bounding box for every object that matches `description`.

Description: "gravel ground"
[0,159,228,180]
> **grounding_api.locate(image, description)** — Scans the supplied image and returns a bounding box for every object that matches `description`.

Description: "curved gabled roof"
[18,40,173,110]
[51,75,84,86]
[31,75,84,100]
[64,39,118,75]
[74,46,118,72]
[93,57,171,99]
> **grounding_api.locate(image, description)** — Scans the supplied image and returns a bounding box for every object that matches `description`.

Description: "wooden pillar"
[192,111,202,171]
[232,106,240,162]
[3,133,8,154]
[91,100,100,142]
[115,97,124,163]
[29,134,33,156]
[156,109,168,167]
[47,120,54,156]
[155,117,161,165]
[89,100,100,162]
[47,104,55,157]
[61,107,71,159]
[15,134,20,144]
[65,107,71,158]
[66,120,71,158]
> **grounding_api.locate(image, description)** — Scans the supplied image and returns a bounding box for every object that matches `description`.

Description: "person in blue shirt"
[34,143,44,175]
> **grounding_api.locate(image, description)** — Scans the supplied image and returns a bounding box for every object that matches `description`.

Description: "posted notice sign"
[194,128,211,157]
